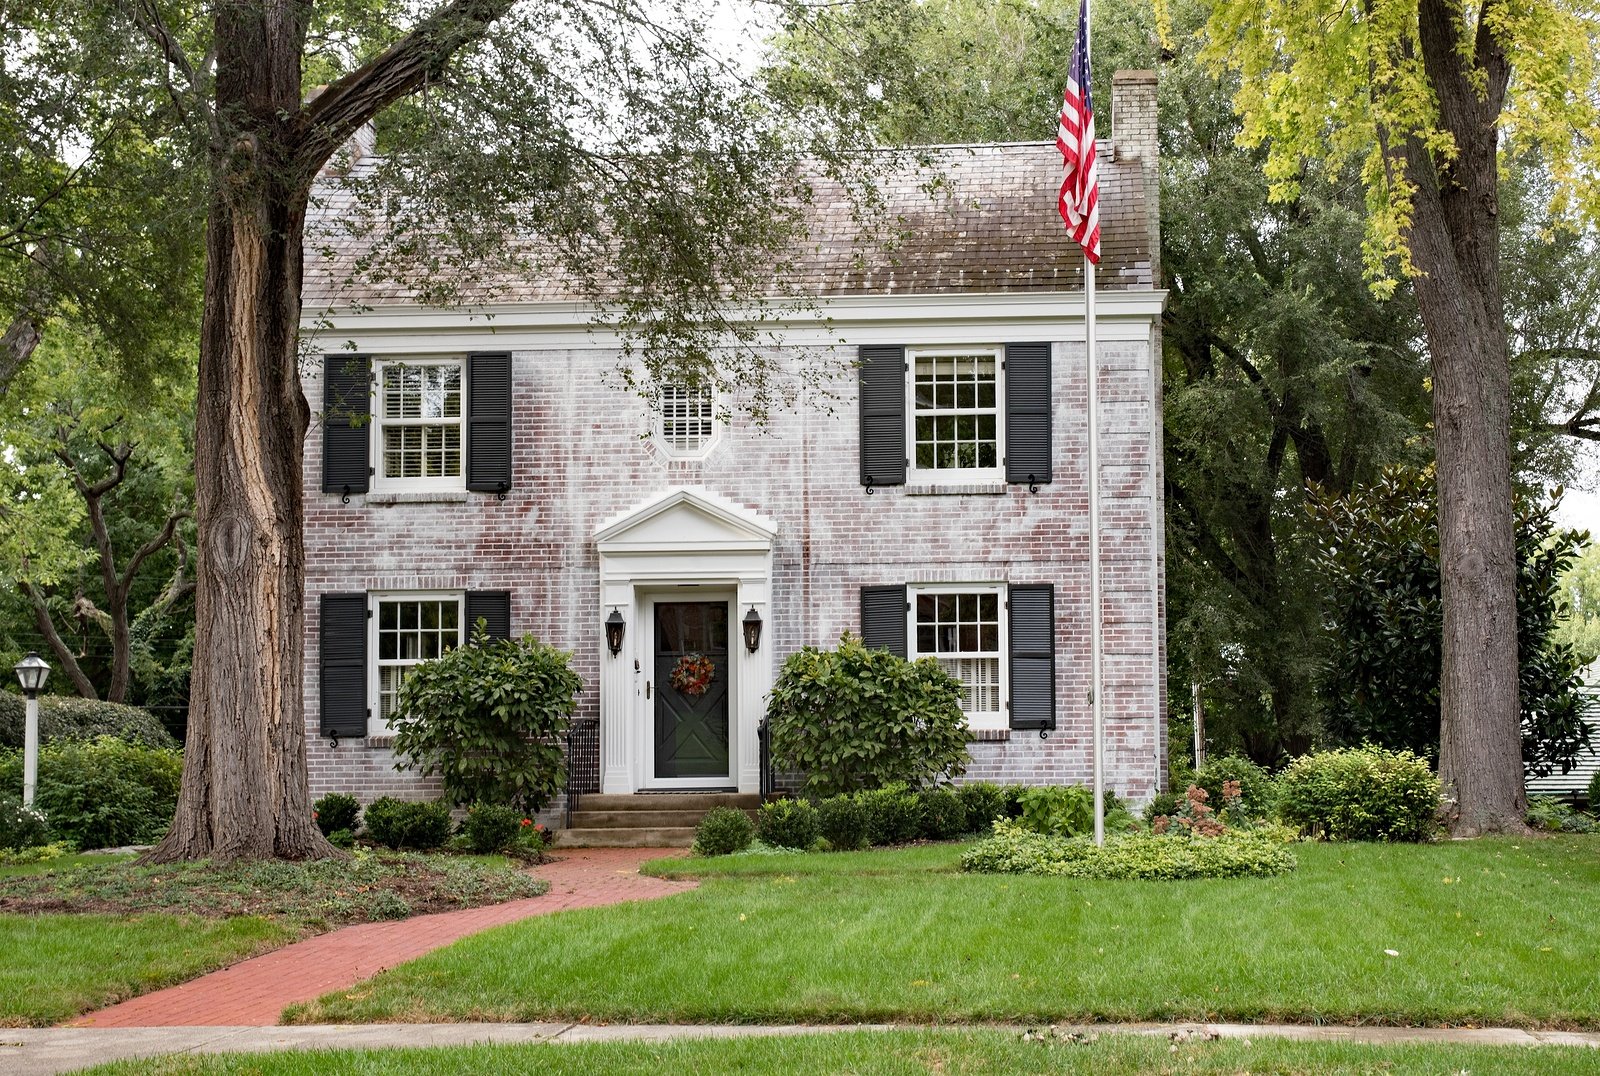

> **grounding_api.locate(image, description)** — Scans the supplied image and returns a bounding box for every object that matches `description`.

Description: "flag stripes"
[1057,0,1101,263]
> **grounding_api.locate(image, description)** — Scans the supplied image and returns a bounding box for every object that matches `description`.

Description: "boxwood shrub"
[756,798,820,850]
[962,818,1297,880]
[0,736,181,849]
[857,783,924,845]
[954,781,1008,831]
[462,803,524,853]
[694,805,755,856]
[1275,745,1440,842]
[362,797,454,850]
[918,788,968,839]
[313,792,362,837]
[816,794,869,851]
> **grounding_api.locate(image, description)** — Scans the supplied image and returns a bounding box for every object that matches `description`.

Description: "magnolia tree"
[1200,0,1600,834]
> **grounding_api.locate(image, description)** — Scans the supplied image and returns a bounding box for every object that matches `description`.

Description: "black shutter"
[860,585,907,658]
[1008,584,1055,730]
[858,345,906,488]
[466,351,513,493]
[1005,342,1052,485]
[322,354,371,495]
[320,593,369,740]
[465,591,512,642]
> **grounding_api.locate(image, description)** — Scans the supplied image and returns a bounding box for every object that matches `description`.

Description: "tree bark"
[19,581,98,699]
[1400,0,1527,835]
[0,314,42,397]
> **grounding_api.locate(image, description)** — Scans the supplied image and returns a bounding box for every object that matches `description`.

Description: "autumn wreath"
[670,652,716,696]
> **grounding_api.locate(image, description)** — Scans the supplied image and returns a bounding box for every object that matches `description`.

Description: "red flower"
[520,818,532,827]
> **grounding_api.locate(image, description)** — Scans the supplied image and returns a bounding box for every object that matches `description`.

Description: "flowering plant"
[670,652,716,696]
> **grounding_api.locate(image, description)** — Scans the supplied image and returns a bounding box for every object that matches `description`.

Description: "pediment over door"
[594,487,777,554]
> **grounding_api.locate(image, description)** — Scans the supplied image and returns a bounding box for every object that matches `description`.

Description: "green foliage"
[1312,469,1594,776]
[815,795,870,851]
[693,806,754,857]
[856,783,925,846]
[1589,770,1600,808]
[1017,785,1095,837]
[312,793,361,838]
[1525,796,1594,834]
[0,839,71,866]
[917,788,968,840]
[0,795,50,851]
[1276,746,1441,842]
[326,828,356,850]
[0,695,176,751]
[390,626,582,813]
[755,799,820,851]
[462,804,524,855]
[954,782,1008,831]
[765,633,970,798]
[361,798,454,851]
[0,736,180,849]
[1553,543,1600,662]
[1192,756,1275,819]
[1143,791,1183,824]
[962,819,1297,880]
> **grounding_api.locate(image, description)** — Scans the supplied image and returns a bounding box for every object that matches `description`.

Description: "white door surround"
[594,487,777,795]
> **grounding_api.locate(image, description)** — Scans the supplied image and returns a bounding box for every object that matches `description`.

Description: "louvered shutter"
[466,352,513,493]
[321,354,371,495]
[860,585,908,658]
[465,591,511,642]
[858,345,906,488]
[1005,342,1052,485]
[320,593,369,740]
[1008,584,1056,730]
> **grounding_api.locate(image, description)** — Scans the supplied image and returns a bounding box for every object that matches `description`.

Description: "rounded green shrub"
[313,793,361,837]
[327,828,357,849]
[0,736,181,849]
[857,783,924,845]
[1589,769,1600,810]
[462,803,523,854]
[362,797,454,850]
[1276,745,1441,842]
[694,805,755,856]
[918,788,968,839]
[756,798,820,850]
[816,794,869,850]
[0,695,176,750]
[765,633,970,798]
[1193,756,1274,818]
[954,782,1007,831]
[0,795,50,850]
[1143,791,1183,823]
[390,625,582,813]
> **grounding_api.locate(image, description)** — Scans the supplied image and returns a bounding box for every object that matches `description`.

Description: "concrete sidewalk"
[4,1020,1598,1075]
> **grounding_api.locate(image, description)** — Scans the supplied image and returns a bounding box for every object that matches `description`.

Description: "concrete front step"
[569,809,747,829]
[577,792,760,811]
[552,827,698,848]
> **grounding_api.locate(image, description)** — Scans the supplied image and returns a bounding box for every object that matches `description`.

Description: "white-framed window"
[907,346,1004,482]
[909,584,1007,730]
[656,382,719,457]
[373,358,465,490]
[370,592,464,733]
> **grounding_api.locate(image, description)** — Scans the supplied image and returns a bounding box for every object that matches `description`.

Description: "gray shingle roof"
[303,141,1151,309]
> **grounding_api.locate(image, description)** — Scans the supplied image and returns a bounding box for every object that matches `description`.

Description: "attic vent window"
[657,383,718,457]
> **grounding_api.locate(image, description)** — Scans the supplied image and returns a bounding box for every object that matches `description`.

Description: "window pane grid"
[376,598,461,720]
[378,363,463,481]
[914,589,1002,717]
[913,355,999,472]
[660,383,716,453]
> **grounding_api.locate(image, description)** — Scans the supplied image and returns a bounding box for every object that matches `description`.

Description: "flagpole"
[1087,252,1104,847]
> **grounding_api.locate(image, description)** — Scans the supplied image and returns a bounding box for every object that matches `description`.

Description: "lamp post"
[13,652,50,807]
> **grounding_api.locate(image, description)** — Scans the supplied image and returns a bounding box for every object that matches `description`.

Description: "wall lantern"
[742,606,763,654]
[605,607,626,657]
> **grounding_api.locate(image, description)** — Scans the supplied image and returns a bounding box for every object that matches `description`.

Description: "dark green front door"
[654,601,731,779]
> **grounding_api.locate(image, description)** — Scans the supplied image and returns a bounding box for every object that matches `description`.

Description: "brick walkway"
[74,848,693,1028]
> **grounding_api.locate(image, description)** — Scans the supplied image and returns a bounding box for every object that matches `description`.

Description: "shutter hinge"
[368,466,375,476]
[366,609,373,619]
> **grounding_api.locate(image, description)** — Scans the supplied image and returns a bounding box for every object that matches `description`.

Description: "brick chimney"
[1111,70,1159,282]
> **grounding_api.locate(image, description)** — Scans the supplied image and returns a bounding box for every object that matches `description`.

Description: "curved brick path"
[73,848,693,1028]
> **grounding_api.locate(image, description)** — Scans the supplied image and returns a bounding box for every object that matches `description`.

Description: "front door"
[653,601,731,780]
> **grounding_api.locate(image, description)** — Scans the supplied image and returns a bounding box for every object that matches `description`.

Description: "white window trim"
[907,582,1009,732]
[654,382,722,459]
[905,345,1005,485]
[368,590,466,737]
[370,357,468,493]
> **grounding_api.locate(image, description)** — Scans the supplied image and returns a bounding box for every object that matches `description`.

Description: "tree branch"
[121,508,189,594]
[18,580,98,699]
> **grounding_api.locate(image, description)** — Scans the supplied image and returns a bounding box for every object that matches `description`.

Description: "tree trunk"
[1,313,42,397]
[1403,0,1527,835]
[146,4,331,862]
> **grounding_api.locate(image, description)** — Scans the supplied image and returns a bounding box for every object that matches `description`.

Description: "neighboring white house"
[297,71,1169,817]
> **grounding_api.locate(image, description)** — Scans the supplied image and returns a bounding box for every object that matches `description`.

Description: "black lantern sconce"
[742,605,763,654]
[605,607,626,657]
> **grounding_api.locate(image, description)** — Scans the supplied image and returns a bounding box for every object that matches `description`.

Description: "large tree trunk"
[145,3,331,862]
[1402,0,1527,836]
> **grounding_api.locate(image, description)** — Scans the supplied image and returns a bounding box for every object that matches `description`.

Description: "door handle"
[646,681,652,699]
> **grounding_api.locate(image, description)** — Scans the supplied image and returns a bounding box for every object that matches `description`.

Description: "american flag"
[1057,0,1100,263]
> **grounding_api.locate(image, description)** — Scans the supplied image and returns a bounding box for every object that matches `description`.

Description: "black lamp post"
[14,651,50,807]
[742,606,763,653]
[605,607,626,657]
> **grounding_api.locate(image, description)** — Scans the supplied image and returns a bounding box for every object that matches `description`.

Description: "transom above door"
[651,599,731,784]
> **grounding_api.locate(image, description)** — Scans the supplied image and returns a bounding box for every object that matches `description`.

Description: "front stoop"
[554,792,760,848]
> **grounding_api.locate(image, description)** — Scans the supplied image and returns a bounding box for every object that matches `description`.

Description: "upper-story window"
[907,347,1004,481]
[910,585,1006,730]
[374,358,464,490]
[656,382,719,458]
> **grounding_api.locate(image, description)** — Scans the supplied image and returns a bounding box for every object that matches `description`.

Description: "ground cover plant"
[961,818,1297,880]
[290,835,1600,1029]
[71,1028,1600,1075]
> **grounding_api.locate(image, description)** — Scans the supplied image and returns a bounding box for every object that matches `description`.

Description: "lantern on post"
[13,652,50,807]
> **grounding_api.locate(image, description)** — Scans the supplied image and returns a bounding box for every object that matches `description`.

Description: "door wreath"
[670,652,716,696]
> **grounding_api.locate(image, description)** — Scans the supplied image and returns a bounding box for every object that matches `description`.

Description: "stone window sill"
[905,480,1007,496]
[364,491,470,506]
[967,728,1011,743]
[366,735,396,749]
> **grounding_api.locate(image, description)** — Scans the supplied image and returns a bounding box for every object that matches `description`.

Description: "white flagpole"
[1084,0,1104,849]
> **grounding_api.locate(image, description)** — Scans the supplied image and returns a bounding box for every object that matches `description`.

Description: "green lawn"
[289,835,1600,1029]
[75,1029,1600,1075]
[0,913,291,1026]
[0,852,135,878]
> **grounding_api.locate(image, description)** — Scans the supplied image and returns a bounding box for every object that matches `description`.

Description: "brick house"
[300,71,1167,821]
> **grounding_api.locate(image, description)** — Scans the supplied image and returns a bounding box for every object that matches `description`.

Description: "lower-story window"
[909,585,1006,729]
[372,593,463,731]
